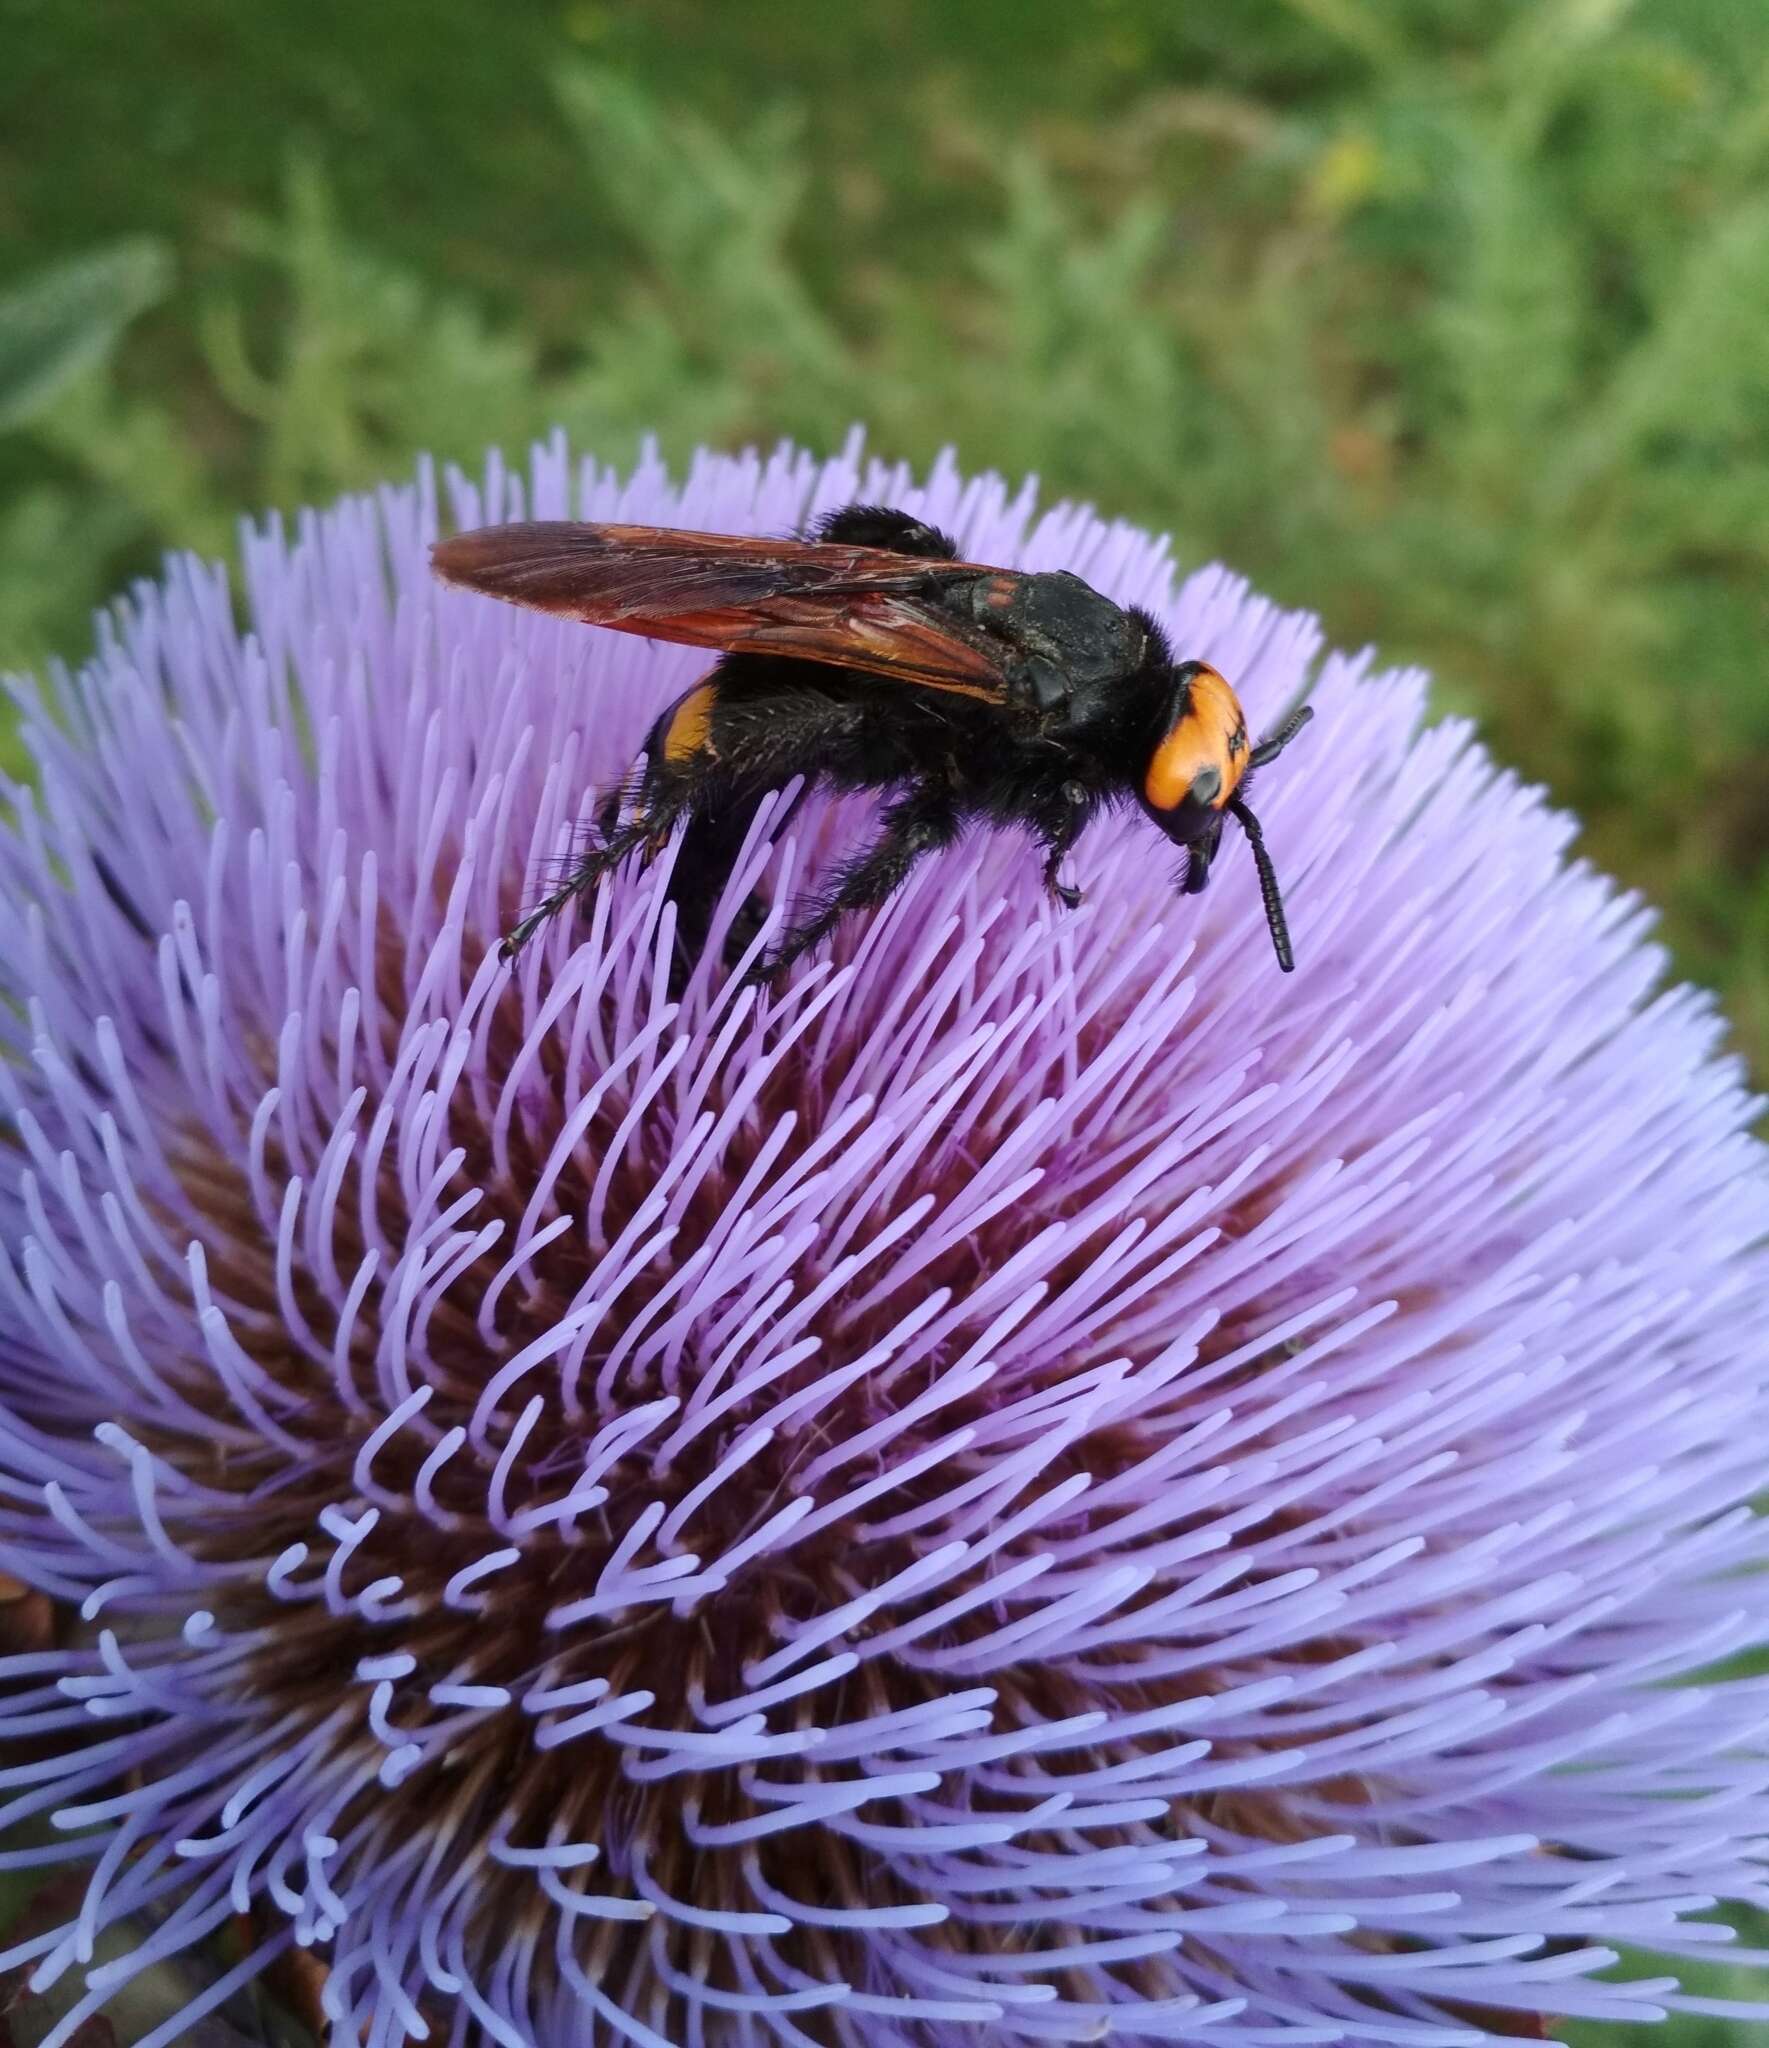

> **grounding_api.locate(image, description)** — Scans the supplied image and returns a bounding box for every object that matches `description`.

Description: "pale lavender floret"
[1,429,1768,2047]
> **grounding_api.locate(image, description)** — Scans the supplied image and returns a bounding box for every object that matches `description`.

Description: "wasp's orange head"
[1138,663,1251,848]
[1138,664,1315,972]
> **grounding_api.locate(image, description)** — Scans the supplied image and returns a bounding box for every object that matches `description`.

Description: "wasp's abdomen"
[657,680,720,765]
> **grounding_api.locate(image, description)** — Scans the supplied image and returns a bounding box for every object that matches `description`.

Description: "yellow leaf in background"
[1306,132,1382,222]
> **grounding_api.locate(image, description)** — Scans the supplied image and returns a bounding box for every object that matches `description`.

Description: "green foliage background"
[1,0,1767,2037]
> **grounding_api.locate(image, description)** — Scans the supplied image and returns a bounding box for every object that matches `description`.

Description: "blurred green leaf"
[0,238,170,431]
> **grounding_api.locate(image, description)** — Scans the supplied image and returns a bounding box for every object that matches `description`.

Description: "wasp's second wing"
[430,520,1019,702]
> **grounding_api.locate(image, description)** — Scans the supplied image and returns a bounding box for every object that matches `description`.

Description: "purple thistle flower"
[2,429,1768,2048]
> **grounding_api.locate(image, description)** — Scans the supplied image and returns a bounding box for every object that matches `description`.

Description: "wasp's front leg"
[1034,779,1093,910]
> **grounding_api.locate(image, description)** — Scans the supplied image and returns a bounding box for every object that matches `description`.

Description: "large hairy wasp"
[432,505,1312,978]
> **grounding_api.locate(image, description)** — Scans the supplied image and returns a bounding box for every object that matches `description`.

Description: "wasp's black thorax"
[942,569,1147,725]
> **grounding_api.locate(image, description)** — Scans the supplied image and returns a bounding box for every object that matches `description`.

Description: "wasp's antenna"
[1250,703,1314,769]
[1228,798,1296,972]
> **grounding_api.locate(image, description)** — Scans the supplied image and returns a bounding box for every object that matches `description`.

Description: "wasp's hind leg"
[658,678,871,986]
[499,786,690,962]
[756,786,961,984]
[499,696,722,961]
[668,782,822,980]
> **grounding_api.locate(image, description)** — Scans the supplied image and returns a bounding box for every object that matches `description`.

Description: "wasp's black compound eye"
[1189,765,1223,806]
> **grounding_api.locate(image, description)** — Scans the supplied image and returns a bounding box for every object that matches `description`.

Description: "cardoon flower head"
[3,432,1768,2048]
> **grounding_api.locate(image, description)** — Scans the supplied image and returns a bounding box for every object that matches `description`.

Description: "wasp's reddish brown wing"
[430,520,1018,703]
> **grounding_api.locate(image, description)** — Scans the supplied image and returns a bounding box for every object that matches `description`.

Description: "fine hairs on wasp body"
[431,504,1314,980]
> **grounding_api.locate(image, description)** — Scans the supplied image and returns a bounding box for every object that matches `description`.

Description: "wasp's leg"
[1032,779,1093,910]
[506,682,874,968]
[757,786,961,982]
[593,773,636,842]
[657,681,876,980]
[669,784,814,979]
[499,790,692,961]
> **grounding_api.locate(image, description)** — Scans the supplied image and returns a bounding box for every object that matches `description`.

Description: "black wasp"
[431,504,1313,980]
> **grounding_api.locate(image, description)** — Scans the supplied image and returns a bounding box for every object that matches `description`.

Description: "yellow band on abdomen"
[661,681,719,765]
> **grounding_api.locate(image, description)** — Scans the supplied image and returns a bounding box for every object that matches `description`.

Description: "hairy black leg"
[507,676,885,970]
[659,685,871,986]
[666,784,814,992]
[757,787,961,982]
[1035,779,1092,909]
[500,796,687,961]
[669,795,767,971]
[593,779,629,841]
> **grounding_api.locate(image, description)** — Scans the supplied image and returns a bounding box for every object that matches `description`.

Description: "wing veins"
[431,520,1019,701]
